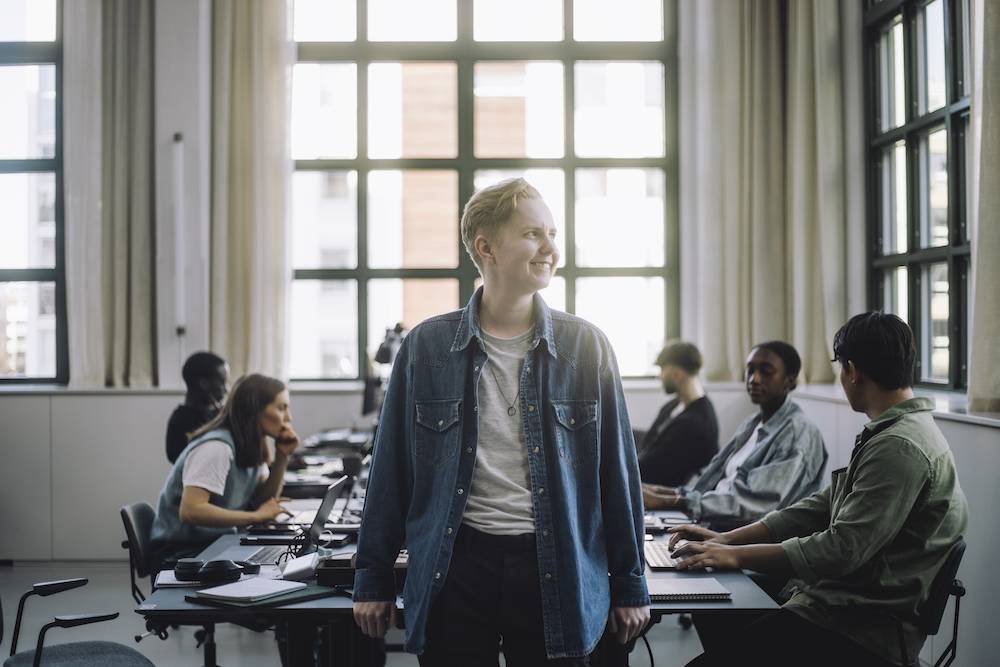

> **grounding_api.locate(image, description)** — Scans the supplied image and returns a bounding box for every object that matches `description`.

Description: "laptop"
[216,475,356,564]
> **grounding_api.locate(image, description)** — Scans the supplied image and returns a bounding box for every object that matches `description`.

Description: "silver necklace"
[488,363,520,416]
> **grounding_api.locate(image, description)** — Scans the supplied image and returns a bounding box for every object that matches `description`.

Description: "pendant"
[507,406,516,416]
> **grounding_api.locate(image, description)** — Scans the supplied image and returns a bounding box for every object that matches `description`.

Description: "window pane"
[293,0,356,41]
[882,266,909,323]
[369,63,457,159]
[292,171,357,269]
[880,140,907,255]
[0,172,56,269]
[368,0,456,41]
[573,0,662,41]
[919,0,947,113]
[921,263,949,382]
[576,168,664,267]
[368,170,458,268]
[960,0,971,96]
[474,62,563,158]
[0,65,55,159]
[575,62,664,157]
[292,64,357,159]
[0,281,56,378]
[0,0,56,41]
[368,279,459,357]
[878,18,906,131]
[474,169,565,267]
[474,0,562,41]
[919,128,948,248]
[289,280,358,378]
[575,277,664,376]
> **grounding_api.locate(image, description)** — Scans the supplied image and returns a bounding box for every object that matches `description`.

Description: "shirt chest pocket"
[414,399,462,466]
[551,400,598,468]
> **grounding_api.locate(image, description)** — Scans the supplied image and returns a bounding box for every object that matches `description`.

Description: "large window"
[865,0,971,388]
[289,0,678,380]
[0,0,64,382]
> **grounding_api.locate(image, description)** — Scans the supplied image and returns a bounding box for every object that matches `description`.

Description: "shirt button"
[533,446,540,454]
[537,487,545,495]
[435,572,442,580]
[466,447,473,454]
[528,405,535,412]
[569,418,575,425]
[473,406,478,412]
[545,572,552,580]
[542,529,549,536]
[438,419,444,426]
[457,488,464,495]
[474,365,480,372]
[446,527,453,534]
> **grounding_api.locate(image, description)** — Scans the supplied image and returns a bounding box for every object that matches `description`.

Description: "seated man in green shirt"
[670,312,969,667]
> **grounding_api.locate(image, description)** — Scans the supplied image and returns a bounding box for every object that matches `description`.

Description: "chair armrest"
[952,579,966,597]
[54,612,119,628]
[31,613,119,667]
[33,578,88,597]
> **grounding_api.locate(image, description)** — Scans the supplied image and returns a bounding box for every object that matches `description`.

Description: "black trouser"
[687,610,897,667]
[418,525,590,667]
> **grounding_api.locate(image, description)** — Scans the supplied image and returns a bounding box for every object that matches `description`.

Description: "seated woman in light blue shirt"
[150,373,299,565]
[644,341,827,531]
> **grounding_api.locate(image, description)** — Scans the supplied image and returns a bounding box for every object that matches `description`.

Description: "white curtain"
[968,0,1000,411]
[210,0,292,380]
[679,0,863,383]
[64,0,157,387]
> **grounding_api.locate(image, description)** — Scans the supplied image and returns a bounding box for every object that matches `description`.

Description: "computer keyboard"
[247,545,288,565]
[645,540,681,570]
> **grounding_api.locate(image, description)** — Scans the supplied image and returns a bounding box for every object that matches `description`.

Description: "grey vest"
[150,428,262,547]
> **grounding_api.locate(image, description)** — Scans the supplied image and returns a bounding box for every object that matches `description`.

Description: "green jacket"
[761,397,968,666]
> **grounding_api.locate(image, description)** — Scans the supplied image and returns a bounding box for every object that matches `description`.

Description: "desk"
[137,535,776,665]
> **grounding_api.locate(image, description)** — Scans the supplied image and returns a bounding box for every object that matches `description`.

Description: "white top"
[669,401,686,419]
[182,439,268,496]
[463,328,535,535]
[714,425,763,494]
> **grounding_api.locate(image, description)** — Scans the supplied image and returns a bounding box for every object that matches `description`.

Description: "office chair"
[2,577,154,667]
[896,538,967,667]
[120,502,157,605]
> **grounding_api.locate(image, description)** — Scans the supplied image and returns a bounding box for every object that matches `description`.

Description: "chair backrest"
[120,502,156,578]
[917,538,966,636]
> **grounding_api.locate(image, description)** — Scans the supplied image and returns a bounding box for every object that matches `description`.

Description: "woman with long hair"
[150,373,299,562]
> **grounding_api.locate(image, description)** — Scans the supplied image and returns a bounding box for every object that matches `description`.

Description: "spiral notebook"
[647,577,731,602]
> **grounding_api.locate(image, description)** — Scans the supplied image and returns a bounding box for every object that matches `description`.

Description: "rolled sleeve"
[780,536,822,584]
[353,567,398,602]
[610,574,651,607]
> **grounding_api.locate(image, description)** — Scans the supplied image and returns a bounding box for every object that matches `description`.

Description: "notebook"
[194,578,307,603]
[647,577,731,602]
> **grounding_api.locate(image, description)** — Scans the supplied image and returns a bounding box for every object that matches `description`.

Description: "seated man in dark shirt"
[165,351,229,463]
[636,341,719,487]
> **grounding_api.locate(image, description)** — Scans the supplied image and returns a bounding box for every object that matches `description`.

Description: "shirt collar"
[753,396,800,437]
[863,396,935,432]
[450,286,557,358]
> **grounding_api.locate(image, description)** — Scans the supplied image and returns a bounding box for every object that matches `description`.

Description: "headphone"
[174,558,260,585]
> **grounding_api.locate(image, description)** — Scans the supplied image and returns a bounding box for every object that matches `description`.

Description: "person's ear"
[843,360,861,386]
[474,235,495,265]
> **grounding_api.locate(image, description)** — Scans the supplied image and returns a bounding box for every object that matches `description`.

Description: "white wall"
[1,385,997,664]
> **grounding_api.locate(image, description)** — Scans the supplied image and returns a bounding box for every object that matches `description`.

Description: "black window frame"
[864,0,971,389]
[0,1,67,384]
[291,0,679,381]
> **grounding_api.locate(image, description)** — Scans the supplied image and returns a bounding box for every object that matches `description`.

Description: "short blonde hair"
[461,177,542,270]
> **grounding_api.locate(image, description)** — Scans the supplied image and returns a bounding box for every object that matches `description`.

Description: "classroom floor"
[0,561,704,666]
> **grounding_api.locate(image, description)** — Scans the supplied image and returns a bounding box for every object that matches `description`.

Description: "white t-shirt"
[714,425,763,494]
[182,440,268,496]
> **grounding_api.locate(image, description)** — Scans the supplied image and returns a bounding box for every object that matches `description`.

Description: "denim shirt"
[686,398,827,528]
[354,288,649,658]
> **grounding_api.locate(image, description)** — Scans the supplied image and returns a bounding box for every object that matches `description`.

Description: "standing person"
[151,373,297,565]
[636,341,719,487]
[643,341,827,531]
[165,351,230,463]
[670,313,969,667]
[353,178,650,665]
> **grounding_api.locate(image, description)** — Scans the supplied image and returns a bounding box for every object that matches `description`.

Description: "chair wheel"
[678,613,693,629]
